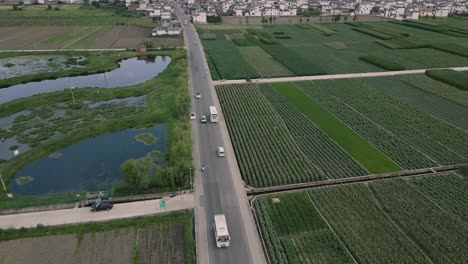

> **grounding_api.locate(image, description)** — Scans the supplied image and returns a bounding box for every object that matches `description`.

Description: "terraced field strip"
[67,26,112,49]
[272,82,401,174]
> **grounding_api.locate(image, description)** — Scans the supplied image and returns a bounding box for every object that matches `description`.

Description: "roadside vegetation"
[255,174,468,264]
[0,49,191,208]
[0,210,196,264]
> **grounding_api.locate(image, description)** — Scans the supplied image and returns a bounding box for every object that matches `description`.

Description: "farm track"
[213,66,468,85]
[247,164,463,197]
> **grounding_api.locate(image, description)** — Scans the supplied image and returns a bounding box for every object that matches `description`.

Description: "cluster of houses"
[130,0,183,36]
[181,0,467,22]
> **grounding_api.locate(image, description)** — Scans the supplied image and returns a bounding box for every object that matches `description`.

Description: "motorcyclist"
[201,164,205,172]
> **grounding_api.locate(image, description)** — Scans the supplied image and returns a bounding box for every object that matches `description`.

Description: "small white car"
[201,115,207,123]
[190,112,196,120]
[196,92,201,99]
[217,146,225,157]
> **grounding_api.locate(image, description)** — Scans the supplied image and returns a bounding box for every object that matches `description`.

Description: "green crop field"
[296,79,468,168]
[199,18,468,80]
[0,4,152,26]
[272,82,400,174]
[255,174,468,264]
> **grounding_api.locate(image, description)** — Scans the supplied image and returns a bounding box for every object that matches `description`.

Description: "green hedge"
[352,27,394,40]
[425,69,468,91]
[430,43,468,57]
[375,38,428,49]
[232,38,256,46]
[359,55,406,71]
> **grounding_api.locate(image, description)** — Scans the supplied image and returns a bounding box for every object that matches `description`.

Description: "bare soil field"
[0,26,180,50]
[0,234,77,264]
[76,228,136,264]
[138,223,187,264]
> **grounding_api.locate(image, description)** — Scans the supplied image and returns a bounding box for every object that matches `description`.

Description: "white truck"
[184,19,188,25]
[213,214,230,248]
[209,106,218,123]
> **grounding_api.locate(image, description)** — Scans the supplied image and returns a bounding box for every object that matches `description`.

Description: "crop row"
[295,81,434,170]
[297,79,468,166]
[258,83,369,178]
[216,84,324,187]
[359,55,406,70]
[238,46,293,78]
[365,76,468,131]
[369,179,468,263]
[397,74,468,107]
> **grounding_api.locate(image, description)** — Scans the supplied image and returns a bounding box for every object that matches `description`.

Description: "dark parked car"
[90,199,113,212]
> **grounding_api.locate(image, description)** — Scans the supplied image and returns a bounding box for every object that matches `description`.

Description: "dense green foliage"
[425,69,468,91]
[359,55,406,70]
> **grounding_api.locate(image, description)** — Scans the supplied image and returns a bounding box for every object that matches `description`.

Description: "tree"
[319,17,323,23]
[273,16,276,23]
[333,15,342,22]
[299,17,303,23]
[269,15,273,24]
[432,14,436,19]
[425,14,428,19]
[121,157,153,191]
[353,15,357,21]
[47,5,52,10]
[142,40,154,48]
[288,18,291,24]
[344,15,349,22]
[306,18,310,23]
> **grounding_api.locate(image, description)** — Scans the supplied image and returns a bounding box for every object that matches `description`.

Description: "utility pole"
[70,87,76,104]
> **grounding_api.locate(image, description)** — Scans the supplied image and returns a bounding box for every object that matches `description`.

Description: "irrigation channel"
[0,55,171,104]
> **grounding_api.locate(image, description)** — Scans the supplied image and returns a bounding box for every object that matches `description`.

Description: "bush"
[359,55,405,71]
[425,69,468,91]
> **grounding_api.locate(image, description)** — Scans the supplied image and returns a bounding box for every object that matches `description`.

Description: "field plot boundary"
[213,66,468,85]
[247,164,462,196]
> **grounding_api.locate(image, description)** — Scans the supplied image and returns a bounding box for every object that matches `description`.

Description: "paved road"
[176,6,266,264]
[213,66,468,85]
[0,194,194,229]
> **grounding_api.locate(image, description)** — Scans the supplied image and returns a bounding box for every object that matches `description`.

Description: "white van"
[217,147,225,157]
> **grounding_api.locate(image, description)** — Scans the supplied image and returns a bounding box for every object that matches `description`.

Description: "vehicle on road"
[90,199,113,212]
[196,92,201,99]
[190,112,196,120]
[184,19,188,25]
[209,106,218,123]
[201,115,207,123]
[214,214,230,248]
[193,41,197,45]
[201,164,205,172]
[217,146,225,157]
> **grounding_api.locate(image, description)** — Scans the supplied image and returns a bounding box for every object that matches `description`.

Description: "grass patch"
[425,69,468,91]
[272,82,401,174]
[15,176,33,185]
[430,43,468,57]
[135,133,157,145]
[232,38,256,46]
[309,23,335,34]
[201,33,217,40]
[359,55,406,71]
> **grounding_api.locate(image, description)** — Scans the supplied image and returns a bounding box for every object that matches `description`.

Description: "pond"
[8,124,167,196]
[0,56,171,104]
